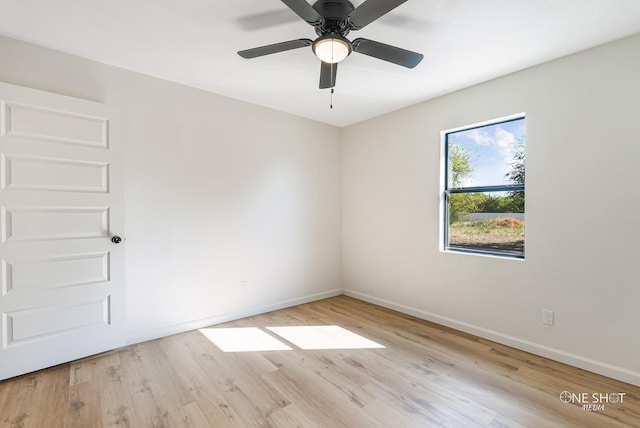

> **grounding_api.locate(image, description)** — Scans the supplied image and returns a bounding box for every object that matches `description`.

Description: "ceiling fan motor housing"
[312,0,355,36]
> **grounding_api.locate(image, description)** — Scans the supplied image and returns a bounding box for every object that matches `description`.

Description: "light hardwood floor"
[1,296,638,427]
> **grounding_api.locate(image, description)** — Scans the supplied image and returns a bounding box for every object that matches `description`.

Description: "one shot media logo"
[559,391,626,412]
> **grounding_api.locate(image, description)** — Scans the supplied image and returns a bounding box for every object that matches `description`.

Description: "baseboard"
[343,289,640,387]
[126,288,343,346]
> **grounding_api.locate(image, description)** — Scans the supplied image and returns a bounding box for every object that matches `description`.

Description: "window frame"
[441,114,526,259]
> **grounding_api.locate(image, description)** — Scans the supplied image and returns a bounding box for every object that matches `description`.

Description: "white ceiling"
[1,0,640,127]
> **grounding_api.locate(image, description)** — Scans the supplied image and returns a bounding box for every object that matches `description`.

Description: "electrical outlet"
[542,308,554,325]
[241,281,248,293]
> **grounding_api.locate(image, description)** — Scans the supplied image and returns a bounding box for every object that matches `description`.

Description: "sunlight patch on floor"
[267,325,385,350]
[199,327,292,352]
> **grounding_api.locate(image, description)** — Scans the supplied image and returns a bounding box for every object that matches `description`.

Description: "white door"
[0,82,124,380]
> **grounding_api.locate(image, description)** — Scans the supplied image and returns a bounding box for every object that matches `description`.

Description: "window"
[442,115,526,258]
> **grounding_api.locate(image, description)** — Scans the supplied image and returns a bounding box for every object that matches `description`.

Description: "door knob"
[111,235,122,244]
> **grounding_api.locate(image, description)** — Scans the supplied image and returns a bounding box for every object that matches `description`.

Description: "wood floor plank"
[0,295,638,427]
[263,359,382,428]
[268,403,325,428]
[94,352,140,428]
[67,379,103,428]
[175,402,213,428]
[182,329,291,427]
[152,333,245,427]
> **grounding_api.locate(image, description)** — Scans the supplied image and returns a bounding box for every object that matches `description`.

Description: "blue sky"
[448,118,526,187]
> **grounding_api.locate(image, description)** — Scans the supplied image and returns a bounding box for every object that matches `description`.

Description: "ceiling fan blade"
[319,62,337,89]
[348,0,408,30]
[238,39,313,59]
[281,0,324,25]
[236,10,298,32]
[352,38,423,68]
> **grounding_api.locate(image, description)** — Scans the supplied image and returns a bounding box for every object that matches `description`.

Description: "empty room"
[0,0,639,427]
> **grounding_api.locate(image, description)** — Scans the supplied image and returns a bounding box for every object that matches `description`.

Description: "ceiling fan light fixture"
[313,35,351,63]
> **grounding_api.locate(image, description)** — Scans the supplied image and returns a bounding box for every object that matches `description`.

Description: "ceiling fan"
[237,0,424,89]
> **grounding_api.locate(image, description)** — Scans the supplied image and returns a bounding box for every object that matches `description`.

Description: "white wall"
[0,36,342,343]
[341,33,640,386]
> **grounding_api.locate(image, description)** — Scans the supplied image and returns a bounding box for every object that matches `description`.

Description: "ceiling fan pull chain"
[330,88,334,109]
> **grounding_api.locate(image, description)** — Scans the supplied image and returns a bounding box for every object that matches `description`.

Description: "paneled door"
[0,82,124,380]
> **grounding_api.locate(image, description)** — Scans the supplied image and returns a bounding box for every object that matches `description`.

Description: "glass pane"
[448,191,524,257]
[447,118,526,189]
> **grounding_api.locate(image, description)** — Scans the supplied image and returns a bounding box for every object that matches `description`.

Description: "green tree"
[450,192,487,223]
[506,141,525,185]
[449,144,473,187]
[448,143,481,223]
[505,140,525,212]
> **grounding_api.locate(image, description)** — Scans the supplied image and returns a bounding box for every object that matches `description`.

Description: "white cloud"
[494,127,517,160]
[466,129,494,146]
[466,126,516,161]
